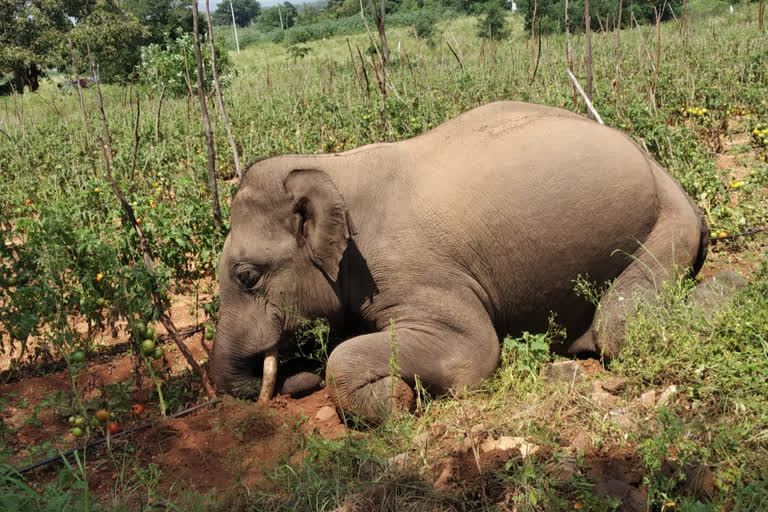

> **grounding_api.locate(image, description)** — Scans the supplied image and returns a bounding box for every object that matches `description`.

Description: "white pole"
[230,0,240,53]
[278,5,284,30]
[567,69,604,125]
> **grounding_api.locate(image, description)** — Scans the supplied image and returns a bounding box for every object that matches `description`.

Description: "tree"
[518,0,683,33]
[256,2,297,29]
[213,0,261,27]
[0,0,73,93]
[477,2,509,39]
[368,0,390,65]
[69,1,148,83]
[123,0,199,44]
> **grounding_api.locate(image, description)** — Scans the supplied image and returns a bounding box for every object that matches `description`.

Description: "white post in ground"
[229,0,240,53]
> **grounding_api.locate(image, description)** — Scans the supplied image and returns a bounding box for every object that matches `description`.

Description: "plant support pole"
[567,69,604,125]
[205,0,243,180]
[229,0,240,53]
[191,0,223,228]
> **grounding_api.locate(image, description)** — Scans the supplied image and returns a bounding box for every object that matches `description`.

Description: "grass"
[1,1,768,510]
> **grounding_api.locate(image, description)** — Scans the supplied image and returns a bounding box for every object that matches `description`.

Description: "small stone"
[640,390,656,407]
[569,431,592,452]
[541,361,585,384]
[600,376,629,394]
[433,461,454,490]
[590,391,619,408]
[608,409,635,429]
[315,406,337,422]
[429,423,447,438]
[470,423,486,435]
[690,270,748,313]
[389,452,409,470]
[479,436,539,457]
[548,458,579,481]
[658,385,678,407]
[413,432,429,445]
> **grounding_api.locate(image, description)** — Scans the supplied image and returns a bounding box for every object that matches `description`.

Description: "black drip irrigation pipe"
[15,398,220,474]
[709,225,768,243]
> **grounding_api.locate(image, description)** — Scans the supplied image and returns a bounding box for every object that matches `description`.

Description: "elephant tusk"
[258,348,278,403]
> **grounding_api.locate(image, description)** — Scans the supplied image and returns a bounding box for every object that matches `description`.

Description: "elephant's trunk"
[211,302,283,401]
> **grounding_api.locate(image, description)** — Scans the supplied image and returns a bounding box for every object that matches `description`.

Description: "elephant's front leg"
[325,313,500,424]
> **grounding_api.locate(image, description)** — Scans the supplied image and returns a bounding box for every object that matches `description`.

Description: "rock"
[433,461,455,490]
[470,423,486,436]
[599,376,629,394]
[657,385,678,407]
[608,408,635,429]
[548,458,579,481]
[429,423,447,439]
[388,452,410,470]
[683,463,716,497]
[590,391,619,409]
[569,430,592,452]
[639,390,657,407]
[593,479,646,512]
[541,361,585,384]
[413,432,430,446]
[690,270,748,313]
[315,406,337,422]
[479,436,539,457]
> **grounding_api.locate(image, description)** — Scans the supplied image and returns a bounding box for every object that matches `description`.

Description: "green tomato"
[145,326,157,339]
[141,339,156,356]
[152,347,163,360]
[73,416,85,427]
[68,415,76,425]
[203,303,213,314]
[71,427,84,438]
[7,276,17,287]
[71,350,86,363]
[95,297,106,308]
[133,322,147,339]
[205,327,215,341]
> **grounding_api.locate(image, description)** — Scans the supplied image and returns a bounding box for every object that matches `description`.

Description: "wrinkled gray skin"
[211,102,709,423]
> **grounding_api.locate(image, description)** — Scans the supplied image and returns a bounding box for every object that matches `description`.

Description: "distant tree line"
[516,0,683,33]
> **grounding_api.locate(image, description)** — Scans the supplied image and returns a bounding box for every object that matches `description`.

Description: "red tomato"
[107,422,120,435]
[132,404,145,416]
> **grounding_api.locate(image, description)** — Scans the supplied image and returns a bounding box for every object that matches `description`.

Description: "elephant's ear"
[284,169,350,281]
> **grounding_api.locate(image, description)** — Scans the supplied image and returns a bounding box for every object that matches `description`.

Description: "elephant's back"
[350,102,663,337]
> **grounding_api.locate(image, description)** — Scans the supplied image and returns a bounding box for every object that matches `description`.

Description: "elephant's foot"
[328,375,415,425]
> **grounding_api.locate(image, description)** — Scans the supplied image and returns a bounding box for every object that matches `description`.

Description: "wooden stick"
[130,92,140,182]
[204,0,243,180]
[87,42,112,158]
[191,0,222,228]
[567,69,604,125]
[96,136,215,398]
[154,83,167,144]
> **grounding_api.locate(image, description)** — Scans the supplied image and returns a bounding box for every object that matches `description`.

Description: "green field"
[1,2,768,510]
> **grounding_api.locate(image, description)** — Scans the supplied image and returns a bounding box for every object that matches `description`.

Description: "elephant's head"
[211,165,352,400]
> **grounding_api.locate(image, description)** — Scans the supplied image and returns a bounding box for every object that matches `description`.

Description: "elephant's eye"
[233,263,262,290]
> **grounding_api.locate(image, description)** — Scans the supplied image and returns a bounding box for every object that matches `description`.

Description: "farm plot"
[1,5,768,511]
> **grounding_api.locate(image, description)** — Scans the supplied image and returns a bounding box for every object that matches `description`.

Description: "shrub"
[477,3,509,40]
[139,33,233,96]
[518,0,683,34]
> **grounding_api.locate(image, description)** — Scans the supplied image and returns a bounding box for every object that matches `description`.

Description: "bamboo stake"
[204,0,243,180]
[191,0,222,228]
[567,69,604,125]
[565,0,577,106]
[584,0,593,115]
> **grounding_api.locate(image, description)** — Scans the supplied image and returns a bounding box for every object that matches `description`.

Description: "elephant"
[210,101,709,423]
